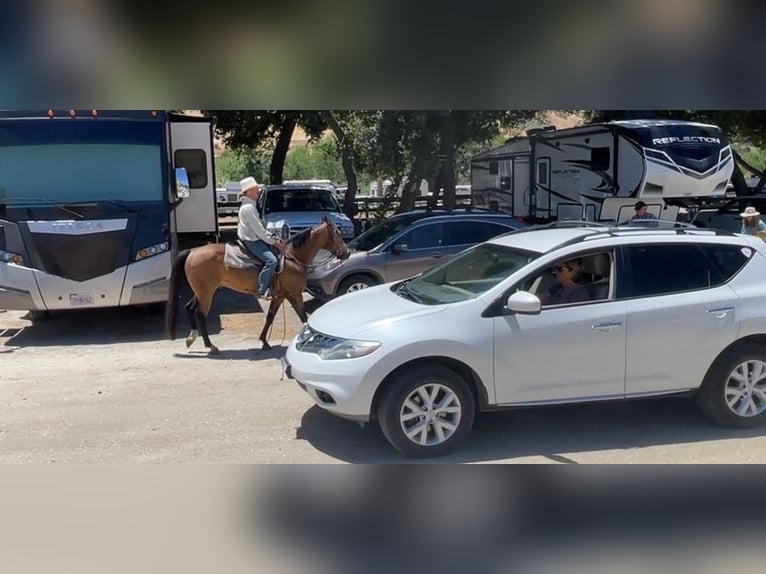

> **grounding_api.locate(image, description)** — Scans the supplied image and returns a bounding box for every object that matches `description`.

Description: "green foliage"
[215,147,271,186]
[283,136,346,183]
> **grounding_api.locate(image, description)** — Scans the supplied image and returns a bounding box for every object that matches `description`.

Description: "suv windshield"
[397,243,540,305]
[349,214,431,251]
[264,187,340,214]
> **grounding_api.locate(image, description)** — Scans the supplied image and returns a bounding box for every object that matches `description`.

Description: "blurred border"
[3,0,766,108]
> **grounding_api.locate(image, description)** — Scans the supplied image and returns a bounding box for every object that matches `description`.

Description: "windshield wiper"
[65,200,144,216]
[396,280,421,303]
[5,197,86,219]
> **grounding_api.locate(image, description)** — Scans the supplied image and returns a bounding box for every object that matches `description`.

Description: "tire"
[337,274,377,297]
[697,342,766,428]
[377,364,476,458]
[27,310,50,321]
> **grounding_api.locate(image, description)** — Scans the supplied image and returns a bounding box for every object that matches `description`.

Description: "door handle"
[707,306,734,318]
[432,252,444,258]
[591,321,623,330]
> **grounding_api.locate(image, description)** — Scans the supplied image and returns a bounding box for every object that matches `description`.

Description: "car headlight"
[314,257,344,273]
[296,325,380,360]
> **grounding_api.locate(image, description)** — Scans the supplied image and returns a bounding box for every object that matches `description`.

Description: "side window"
[399,223,443,250]
[174,149,208,189]
[443,221,488,246]
[520,251,613,308]
[623,244,723,298]
[591,147,610,172]
[700,244,751,282]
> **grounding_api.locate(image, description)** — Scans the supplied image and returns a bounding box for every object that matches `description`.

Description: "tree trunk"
[733,148,765,194]
[439,113,457,211]
[323,111,359,217]
[270,113,297,184]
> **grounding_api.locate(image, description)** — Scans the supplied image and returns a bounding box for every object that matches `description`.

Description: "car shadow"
[1,286,265,348]
[171,345,288,361]
[295,397,766,463]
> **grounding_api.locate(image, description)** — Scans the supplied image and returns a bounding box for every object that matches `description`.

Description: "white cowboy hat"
[240,176,260,195]
[740,206,760,218]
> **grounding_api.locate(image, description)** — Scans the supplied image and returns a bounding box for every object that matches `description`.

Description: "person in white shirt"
[237,177,284,299]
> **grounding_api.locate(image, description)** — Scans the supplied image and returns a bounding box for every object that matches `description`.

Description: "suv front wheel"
[698,342,766,428]
[377,364,476,458]
[337,274,378,296]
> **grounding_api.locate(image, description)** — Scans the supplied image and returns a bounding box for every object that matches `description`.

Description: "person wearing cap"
[237,176,284,299]
[631,201,658,221]
[739,206,766,238]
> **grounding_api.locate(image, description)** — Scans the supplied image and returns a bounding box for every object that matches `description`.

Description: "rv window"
[489,162,498,175]
[537,161,549,186]
[591,147,610,172]
[174,149,208,189]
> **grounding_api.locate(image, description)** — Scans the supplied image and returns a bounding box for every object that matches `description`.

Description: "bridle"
[283,222,347,271]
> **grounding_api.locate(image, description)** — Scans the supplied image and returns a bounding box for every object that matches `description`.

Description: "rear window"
[264,188,340,213]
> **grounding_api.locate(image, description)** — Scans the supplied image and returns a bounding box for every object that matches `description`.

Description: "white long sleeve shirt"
[237,197,276,245]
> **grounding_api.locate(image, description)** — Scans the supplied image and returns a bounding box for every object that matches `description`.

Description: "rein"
[284,252,339,272]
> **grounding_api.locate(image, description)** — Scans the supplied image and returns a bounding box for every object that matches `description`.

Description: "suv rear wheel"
[698,342,766,428]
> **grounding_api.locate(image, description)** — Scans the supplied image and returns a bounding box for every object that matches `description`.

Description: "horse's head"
[320,216,350,260]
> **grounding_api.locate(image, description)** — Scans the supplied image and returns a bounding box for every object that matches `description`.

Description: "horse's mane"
[286,227,312,249]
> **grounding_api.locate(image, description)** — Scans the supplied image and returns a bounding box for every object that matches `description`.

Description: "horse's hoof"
[185,330,198,348]
[208,345,220,355]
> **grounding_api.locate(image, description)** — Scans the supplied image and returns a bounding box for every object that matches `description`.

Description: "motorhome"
[0,110,218,314]
[471,120,734,223]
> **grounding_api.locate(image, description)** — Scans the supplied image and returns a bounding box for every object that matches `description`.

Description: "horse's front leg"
[287,294,308,324]
[259,296,284,350]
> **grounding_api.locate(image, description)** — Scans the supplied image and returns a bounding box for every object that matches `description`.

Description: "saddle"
[224,240,285,275]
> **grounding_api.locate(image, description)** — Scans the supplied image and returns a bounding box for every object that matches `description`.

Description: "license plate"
[69,293,94,306]
[280,357,292,381]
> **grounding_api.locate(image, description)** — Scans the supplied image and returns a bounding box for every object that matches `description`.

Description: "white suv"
[283,222,766,457]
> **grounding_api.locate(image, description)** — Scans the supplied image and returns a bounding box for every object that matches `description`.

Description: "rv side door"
[534,157,551,219]
[169,120,218,236]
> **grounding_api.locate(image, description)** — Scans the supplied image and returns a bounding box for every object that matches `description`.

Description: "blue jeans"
[241,239,277,294]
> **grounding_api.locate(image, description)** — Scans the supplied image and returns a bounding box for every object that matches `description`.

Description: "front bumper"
[283,343,379,422]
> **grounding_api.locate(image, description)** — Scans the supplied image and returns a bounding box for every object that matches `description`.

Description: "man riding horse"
[237,176,284,300]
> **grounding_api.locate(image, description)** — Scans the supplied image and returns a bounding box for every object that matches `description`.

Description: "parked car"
[305,210,525,300]
[258,182,356,241]
[283,221,766,457]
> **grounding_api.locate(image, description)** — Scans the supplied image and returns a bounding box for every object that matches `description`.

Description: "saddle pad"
[224,243,285,273]
[224,243,263,270]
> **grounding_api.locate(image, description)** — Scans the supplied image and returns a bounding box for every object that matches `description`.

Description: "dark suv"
[306,209,525,300]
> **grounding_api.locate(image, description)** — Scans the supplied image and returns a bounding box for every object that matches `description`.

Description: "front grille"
[27,230,132,282]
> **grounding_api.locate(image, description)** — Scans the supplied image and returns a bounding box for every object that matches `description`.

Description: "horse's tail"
[165,249,192,340]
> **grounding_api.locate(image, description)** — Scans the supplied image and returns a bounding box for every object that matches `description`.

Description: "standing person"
[237,177,284,299]
[739,206,766,239]
[631,200,658,221]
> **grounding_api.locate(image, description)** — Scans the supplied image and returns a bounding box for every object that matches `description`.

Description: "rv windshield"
[0,120,165,208]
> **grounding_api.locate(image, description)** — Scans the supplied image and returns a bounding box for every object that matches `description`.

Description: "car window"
[520,251,613,308]
[442,221,514,246]
[622,244,725,298]
[399,222,443,249]
[349,214,428,251]
[264,188,340,213]
[400,243,540,305]
[700,244,752,282]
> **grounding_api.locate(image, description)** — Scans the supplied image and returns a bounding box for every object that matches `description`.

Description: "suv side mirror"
[175,167,190,199]
[505,291,541,315]
[391,243,409,255]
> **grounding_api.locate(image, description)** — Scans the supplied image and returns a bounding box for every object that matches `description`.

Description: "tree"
[203,111,327,184]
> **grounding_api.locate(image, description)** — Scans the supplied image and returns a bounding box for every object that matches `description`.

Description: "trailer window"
[174,149,208,189]
[591,147,610,171]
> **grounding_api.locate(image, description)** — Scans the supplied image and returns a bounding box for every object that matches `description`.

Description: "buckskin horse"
[165,217,350,353]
